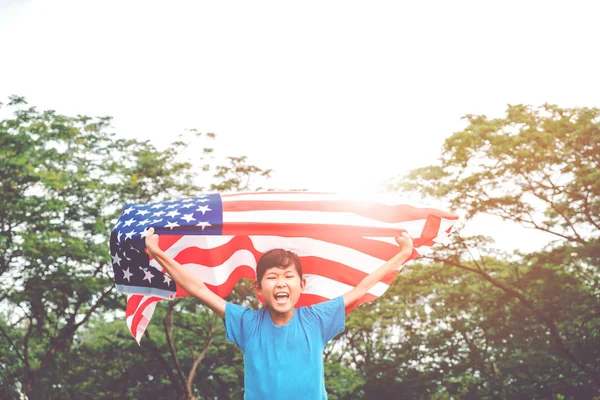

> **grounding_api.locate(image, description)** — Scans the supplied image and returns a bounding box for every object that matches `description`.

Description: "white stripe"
[221,193,338,202]
[249,236,386,273]
[159,235,236,258]
[221,192,431,206]
[151,252,388,298]
[126,294,151,326]
[153,248,389,299]
[158,235,388,275]
[125,295,157,344]
[150,249,257,286]
[223,210,428,236]
[363,217,455,243]
[135,301,157,343]
[126,295,159,344]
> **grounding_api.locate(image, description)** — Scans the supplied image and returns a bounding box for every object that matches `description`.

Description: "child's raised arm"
[342,232,413,310]
[145,227,226,318]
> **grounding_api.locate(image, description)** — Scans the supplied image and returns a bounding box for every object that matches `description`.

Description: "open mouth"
[274,292,289,304]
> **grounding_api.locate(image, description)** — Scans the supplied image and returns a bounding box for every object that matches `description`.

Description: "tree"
[0,96,271,398]
[386,104,600,395]
[336,253,599,399]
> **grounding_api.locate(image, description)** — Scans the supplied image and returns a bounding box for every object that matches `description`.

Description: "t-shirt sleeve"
[224,302,258,351]
[305,296,345,344]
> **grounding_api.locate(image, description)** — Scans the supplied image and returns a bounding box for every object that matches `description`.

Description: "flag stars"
[196,205,211,214]
[122,268,133,282]
[123,218,136,227]
[196,221,212,230]
[163,274,172,285]
[136,209,150,216]
[125,231,136,240]
[153,210,166,217]
[166,210,180,218]
[123,207,135,215]
[165,221,180,230]
[179,203,195,209]
[150,203,163,209]
[151,218,163,225]
[181,213,196,223]
[111,252,122,266]
[137,219,151,226]
[140,227,151,238]
[143,269,155,283]
[166,203,179,209]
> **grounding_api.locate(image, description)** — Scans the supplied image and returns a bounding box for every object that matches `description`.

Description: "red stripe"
[307,234,401,259]
[151,232,416,265]
[171,235,400,267]
[169,245,374,291]
[173,236,261,266]
[129,296,162,337]
[174,265,257,298]
[166,238,397,288]
[222,199,458,223]
[125,294,143,318]
[294,293,376,313]
[157,234,184,252]
[412,214,442,247]
[346,293,379,313]
[222,223,405,238]
[162,234,414,296]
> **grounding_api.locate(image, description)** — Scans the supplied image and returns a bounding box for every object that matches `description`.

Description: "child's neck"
[268,308,295,326]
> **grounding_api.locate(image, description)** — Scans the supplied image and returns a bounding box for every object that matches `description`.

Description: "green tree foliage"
[4,98,598,399]
[368,104,600,397]
[0,96,270,399]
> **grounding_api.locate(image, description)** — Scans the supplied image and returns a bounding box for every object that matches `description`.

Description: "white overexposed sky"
[1,0,598,252]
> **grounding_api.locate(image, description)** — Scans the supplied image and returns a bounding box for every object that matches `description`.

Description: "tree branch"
[31,283,115,386]
[583,192,600,230]
[163,301,187,393]
[143,329,184,398]
[22,315,34,373]
[73,283,115,330]
[510,213,585,244]
[186,323,215,397]
[0,323,25,364]
[524,179,586,243]
[440,257,600,388]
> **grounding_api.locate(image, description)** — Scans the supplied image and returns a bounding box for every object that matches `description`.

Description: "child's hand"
[394,232,413,252]
[145,227,160,255]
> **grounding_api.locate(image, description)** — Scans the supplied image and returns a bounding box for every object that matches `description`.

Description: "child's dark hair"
[256,249,302,287]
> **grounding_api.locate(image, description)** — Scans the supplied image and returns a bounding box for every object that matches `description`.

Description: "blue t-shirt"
[224,297,345,400]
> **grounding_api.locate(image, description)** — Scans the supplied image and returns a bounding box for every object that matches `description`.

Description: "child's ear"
[254,280,263,297]
[300,277,307,291]
[254,280,265,304]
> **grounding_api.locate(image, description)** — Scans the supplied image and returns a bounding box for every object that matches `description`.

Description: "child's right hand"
[145,227,160,255]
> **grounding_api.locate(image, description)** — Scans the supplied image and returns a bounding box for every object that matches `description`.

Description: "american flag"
[110,192,458,343]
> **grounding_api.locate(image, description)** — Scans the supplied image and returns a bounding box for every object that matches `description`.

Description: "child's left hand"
[394,232,413,252]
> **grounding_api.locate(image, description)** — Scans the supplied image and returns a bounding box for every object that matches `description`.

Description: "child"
[145,227,413,399]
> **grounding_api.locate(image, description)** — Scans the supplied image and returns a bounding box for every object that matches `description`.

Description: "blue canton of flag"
[110,193,224,299]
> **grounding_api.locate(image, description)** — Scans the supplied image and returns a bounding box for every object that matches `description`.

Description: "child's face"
[258,264,306,314]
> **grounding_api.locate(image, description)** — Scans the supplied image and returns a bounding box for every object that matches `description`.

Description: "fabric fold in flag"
[110,192,458,343]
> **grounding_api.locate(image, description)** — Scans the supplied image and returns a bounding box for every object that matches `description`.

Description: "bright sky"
[1,0,598,252]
